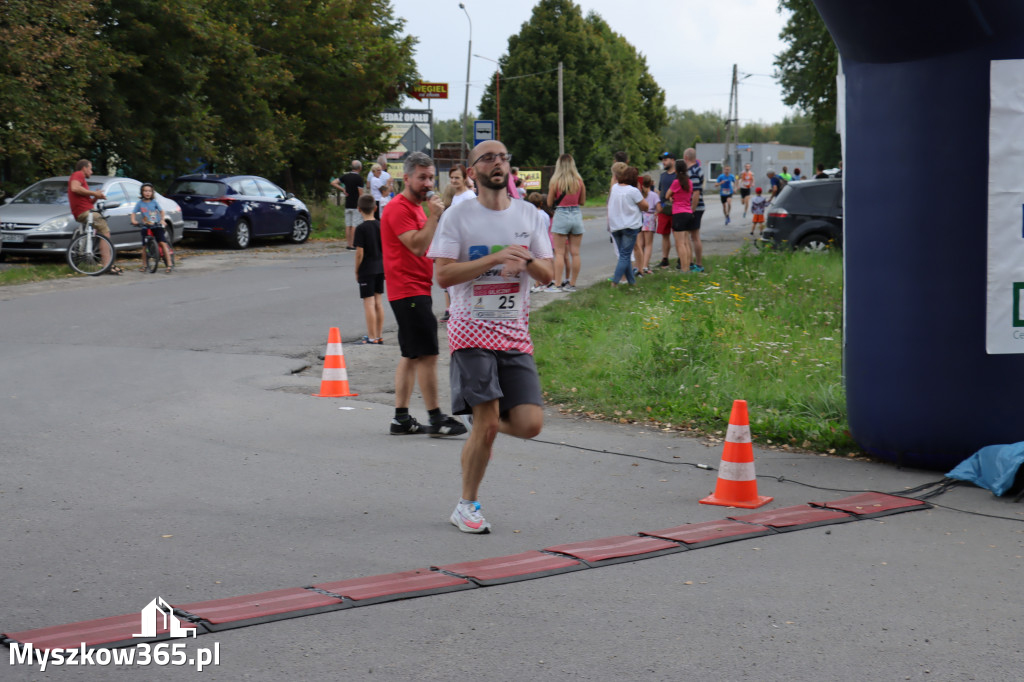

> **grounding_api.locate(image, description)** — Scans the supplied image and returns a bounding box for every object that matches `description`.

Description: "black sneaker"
[390,416,422,435]
[426,415,468,438]
[658,258,669,268]
[675,259,682,270]
[441,310,450,322]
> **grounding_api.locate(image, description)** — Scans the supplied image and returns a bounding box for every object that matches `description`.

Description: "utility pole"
[724,64,739,173]
[459,4,472,165]
[558,61,564,156]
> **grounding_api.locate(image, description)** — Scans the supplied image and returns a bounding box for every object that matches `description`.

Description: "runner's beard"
[476,167,508,191]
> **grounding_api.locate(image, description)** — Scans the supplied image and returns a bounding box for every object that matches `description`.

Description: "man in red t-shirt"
[68,159,121,274]
[380,151,467,438]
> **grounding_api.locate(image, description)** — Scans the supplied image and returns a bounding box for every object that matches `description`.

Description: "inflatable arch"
[816,1,1024,470]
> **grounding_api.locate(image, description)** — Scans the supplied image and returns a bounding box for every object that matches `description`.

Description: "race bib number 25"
[471,282,521,320]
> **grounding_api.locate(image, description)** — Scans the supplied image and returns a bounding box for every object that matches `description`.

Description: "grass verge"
[531,247,853,454]
[310,202,347,240]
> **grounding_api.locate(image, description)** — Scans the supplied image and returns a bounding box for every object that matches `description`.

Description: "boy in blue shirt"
[131,183,174,273]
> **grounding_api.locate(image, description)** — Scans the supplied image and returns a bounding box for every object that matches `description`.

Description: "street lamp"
[459,3,472,164]
[474,54,500,141]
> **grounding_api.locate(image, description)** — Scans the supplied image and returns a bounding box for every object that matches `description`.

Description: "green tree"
[476,0,665,189]
[92,0,221,183]
[660,107,726,155]
[0,0,115,186]
[774,0,841,165]
[247,0,417,192]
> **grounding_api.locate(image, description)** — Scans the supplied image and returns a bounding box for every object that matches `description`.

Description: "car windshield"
[13,180,101,205]
[167,180,226,197]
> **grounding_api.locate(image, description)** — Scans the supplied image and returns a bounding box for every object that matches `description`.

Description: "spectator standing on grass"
[607,163,648,286]
[666,160,695,274]
[683,148,706,273]
[428,139,553,534]
[779,166,792,183]
[332,160,364,250]
[635,175,658,276]
[656,152,678,268]
[715,164,735,226]
[354,194,384,344]
[546,152,586,293]
[526,191,556,293]
[380,151,467,438]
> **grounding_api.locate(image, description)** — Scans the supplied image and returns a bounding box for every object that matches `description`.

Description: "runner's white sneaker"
[450,500,491,534]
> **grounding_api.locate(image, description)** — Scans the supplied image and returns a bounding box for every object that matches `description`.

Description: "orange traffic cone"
[312,327,358,397]
[700,400,772,509]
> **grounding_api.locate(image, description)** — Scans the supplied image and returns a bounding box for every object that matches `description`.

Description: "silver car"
[0,176,183,256]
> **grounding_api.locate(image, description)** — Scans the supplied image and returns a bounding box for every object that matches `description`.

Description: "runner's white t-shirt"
[427,198,553,353]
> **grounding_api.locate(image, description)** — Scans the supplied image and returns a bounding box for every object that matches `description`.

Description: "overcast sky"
[389,0,797,126]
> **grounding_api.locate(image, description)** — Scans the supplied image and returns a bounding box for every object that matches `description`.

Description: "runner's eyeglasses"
[469,152,512,166]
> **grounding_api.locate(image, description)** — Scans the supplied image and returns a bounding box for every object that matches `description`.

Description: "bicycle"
[141,223,175,273]
[66,201,116,276]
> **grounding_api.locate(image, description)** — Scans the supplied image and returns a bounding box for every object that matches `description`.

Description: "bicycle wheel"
[67,233,114,276]
[144,238,159,273]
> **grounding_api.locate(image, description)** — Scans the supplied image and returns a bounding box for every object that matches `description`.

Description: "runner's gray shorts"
[449,348,543,417]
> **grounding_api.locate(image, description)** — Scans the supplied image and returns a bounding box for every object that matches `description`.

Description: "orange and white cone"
[700,400,772,509]
[312,327,358,397]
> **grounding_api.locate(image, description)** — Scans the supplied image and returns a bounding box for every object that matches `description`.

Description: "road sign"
[473,120,495,147]
[382,109,433,161]
[409,82,449,101]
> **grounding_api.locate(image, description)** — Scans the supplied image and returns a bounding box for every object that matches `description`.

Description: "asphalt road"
[1,210,1022,680]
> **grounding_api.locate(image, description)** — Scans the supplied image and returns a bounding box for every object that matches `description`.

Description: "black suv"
[761,178,843,251]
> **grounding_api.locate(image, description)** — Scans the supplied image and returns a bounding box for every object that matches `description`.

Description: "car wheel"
[289,215,310,244]
[797,234,831,252]
[231,219,251,249]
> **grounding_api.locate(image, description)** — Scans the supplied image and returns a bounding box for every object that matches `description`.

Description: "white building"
[696,143,814,192]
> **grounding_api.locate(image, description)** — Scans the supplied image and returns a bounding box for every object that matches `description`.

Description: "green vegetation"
[531,248,852,453]
[1,0,417,195]
[775,0,842,166]
[477,0,666,190]
[0,261,73,286]
[309,202,347,241]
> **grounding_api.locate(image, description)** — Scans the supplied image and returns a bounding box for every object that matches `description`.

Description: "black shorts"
[739,188,751,198]
[357,272,385,299]
[671,212,695,232]
[449,348,543,417]
[720,194,732,204]
[691,210,704,231]
[140,225,169,244]
[389,295,438,358]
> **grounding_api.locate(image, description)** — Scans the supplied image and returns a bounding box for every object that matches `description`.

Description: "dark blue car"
[167,174,311,249]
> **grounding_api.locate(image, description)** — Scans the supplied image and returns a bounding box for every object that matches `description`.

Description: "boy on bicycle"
[131,183,174,273]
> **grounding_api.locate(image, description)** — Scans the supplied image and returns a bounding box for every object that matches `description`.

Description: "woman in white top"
[368,164,392,219]
[606,162,648,286]
[443,164,476,208]
[546,153,587,292]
